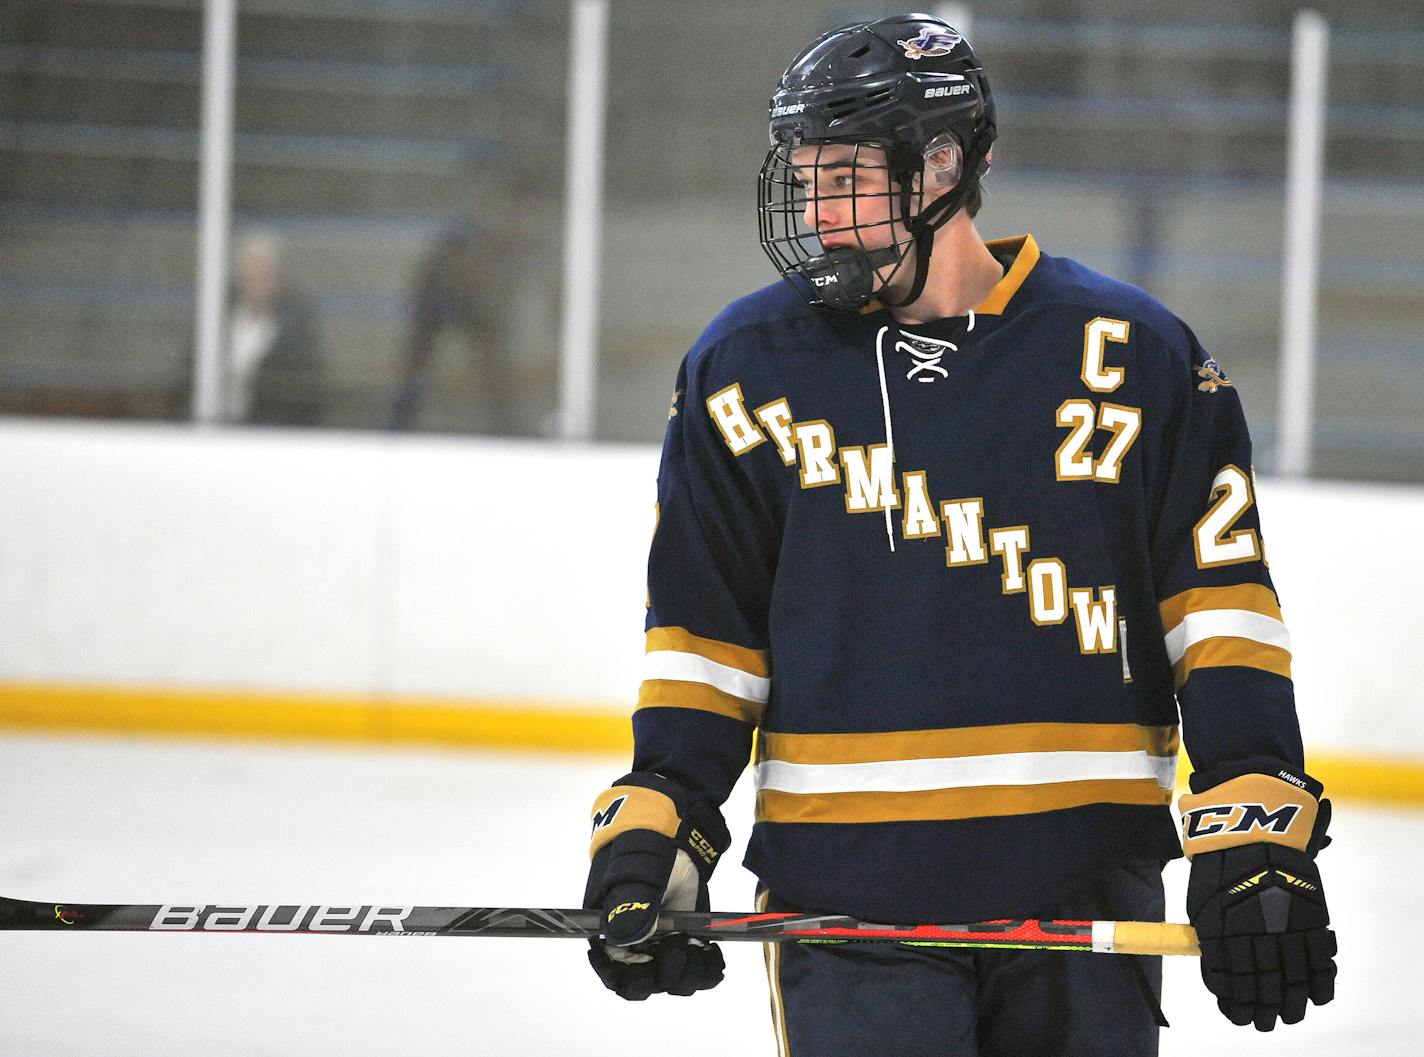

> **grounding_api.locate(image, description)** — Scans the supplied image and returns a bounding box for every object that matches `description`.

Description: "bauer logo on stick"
[148,904,413,932]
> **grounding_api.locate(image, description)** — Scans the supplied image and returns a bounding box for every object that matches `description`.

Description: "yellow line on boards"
[2,682,1424,805]
[1298,754,1424,807]
[0,682,632,756]
[1171,752,1424,806]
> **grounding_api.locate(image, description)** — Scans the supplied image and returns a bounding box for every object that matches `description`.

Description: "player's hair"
[965,183,983,220]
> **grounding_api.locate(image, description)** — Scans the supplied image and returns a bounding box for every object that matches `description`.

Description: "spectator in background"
[389,221,519,434]
[223,228,325,426]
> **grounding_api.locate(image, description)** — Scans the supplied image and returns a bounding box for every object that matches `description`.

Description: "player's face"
[790,143,906,255]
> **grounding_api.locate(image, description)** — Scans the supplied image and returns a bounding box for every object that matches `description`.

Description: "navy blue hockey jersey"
[631,235,1304,923]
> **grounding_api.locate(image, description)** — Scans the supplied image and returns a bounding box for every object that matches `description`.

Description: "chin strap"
[879,132,994,310]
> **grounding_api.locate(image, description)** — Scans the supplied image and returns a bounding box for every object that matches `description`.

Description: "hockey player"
[583,14,1336,1055]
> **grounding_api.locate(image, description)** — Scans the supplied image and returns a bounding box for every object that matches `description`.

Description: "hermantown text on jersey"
[636,235,1304,923]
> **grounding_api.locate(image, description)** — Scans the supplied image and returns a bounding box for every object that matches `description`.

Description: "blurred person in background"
[173,229,326,426]
[580,13,1335,1057]
[222,228,326,427]
[388,221,520,434]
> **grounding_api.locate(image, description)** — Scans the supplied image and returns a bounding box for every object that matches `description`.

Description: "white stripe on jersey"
[1163,609,1291,665]
[643,650,772,703]
[754,749,1177,795]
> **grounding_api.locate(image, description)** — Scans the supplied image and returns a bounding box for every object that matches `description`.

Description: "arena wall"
[1,419,1418,798]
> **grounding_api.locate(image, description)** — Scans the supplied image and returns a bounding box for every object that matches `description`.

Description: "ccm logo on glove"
[591,795,627,834]
[1183,802,1301,839]
[608,900,652,923]
[1179,772,1318,858]
[583,772,732,1001]
[685,827,722,869]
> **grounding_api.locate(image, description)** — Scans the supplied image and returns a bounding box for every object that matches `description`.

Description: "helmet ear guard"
[922,133,965,187]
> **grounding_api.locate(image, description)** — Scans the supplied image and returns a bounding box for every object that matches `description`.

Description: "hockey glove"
[583,772,730,1001]
[1181,757,1336,1031]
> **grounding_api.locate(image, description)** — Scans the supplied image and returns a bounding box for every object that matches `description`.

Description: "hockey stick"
[0,895,1200,956]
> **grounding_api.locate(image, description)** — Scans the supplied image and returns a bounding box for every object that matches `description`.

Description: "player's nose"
[802,196,843,240]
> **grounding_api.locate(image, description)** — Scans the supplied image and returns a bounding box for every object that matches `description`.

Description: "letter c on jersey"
[1082,318,1130,393]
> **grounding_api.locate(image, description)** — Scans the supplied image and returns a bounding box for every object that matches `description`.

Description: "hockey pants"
[759,858,1165,1057]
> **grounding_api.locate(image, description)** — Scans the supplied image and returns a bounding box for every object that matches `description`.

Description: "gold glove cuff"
[1179,772,1318,860]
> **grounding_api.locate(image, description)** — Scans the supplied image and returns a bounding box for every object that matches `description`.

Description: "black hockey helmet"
[758,13,997,312]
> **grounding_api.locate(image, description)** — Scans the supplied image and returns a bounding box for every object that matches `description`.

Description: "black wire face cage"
[758,140,924,309]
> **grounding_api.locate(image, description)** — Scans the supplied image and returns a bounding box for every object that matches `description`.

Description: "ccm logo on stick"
[150,905,413,932]
[1184,802,1301,839]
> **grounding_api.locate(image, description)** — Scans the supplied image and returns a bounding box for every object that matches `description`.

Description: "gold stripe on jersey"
[589,784,680,858]
[759,721,1179,767]
[635,679,764,725]
[1173,638,1293,689]
[1159,584,1291,686]
[757,889,792,1057]
[975,235,1041,315]
[1158,583,1282,632]
[644,626,771,677]
[756,777,1171,825]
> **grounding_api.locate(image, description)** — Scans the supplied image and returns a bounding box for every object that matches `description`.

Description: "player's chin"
[871,272,911,301]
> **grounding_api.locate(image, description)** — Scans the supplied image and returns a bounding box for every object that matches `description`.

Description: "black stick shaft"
[0,897,894,939]
[0,895,1200,954]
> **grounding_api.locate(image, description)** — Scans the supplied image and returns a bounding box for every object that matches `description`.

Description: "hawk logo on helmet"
[898,27,963,60]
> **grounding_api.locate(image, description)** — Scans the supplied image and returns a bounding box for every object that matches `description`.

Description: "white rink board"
[1,418,1422,754]
[0,420,657,708]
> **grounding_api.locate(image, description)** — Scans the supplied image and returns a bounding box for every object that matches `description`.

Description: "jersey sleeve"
[1148,327,1305,774]
[630,347,779,808]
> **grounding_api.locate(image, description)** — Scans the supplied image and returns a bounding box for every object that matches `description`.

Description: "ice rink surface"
[1,733,1419,1057]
